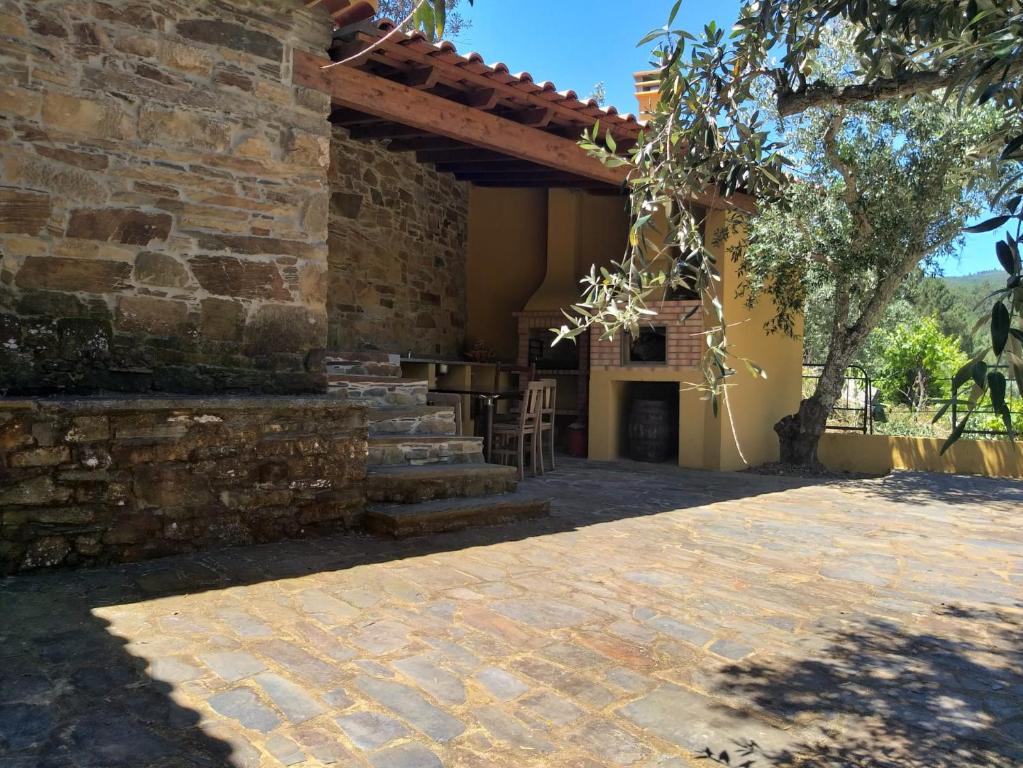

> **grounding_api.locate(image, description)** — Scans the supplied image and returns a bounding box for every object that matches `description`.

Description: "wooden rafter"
[336,29,641,143]
[506,107,555,128]
[417,149,521,164]
[294,51,629,187]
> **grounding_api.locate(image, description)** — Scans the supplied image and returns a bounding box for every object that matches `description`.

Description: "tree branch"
[776,68,955,117]
[822,111,873,237]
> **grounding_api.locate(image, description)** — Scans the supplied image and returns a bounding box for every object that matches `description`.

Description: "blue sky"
[452,0,1003,278]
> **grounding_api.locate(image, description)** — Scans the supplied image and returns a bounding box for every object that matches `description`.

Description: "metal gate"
[802,363,873,434]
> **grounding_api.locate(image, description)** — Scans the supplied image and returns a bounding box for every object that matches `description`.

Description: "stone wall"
[328,128,469,358]
[0,0,334,394]
[0,397,367,574]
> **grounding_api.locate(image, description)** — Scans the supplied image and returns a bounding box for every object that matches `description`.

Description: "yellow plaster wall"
[578,193,629,277]
[819,433,1023,479]
[466,187,548,361]
[467,187,629,360]
[712,208,804,470]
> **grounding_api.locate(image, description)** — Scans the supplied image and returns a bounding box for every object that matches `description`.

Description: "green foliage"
[380,0,471,39]
[563,0,1023,442]
[742,87,1007,344]
[876,317,969,408]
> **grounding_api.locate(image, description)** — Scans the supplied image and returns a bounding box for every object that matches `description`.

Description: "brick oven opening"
[528,328,579,370]
[624,327,667,365]
[619,381,680,463]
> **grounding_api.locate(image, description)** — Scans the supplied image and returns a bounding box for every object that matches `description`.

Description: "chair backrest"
[427,392,463,435]
[518,382,544,431]
[539,378,557,419]
[498,362,536,389]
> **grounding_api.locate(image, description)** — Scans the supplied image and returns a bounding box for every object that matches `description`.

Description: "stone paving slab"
[2,460,1022,767]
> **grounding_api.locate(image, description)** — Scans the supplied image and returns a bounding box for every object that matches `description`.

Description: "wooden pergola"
[292,19,640,192]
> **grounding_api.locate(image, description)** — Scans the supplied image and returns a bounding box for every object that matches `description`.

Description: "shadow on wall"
[705,605,1023,767]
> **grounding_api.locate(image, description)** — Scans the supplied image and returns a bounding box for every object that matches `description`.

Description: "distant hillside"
[942,270,1005,289]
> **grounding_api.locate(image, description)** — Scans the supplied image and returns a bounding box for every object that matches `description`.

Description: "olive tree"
[566,0,1023,462]
[738,93,1005,464]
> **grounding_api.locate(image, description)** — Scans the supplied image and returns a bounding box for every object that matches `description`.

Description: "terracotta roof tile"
[357,19,643,137]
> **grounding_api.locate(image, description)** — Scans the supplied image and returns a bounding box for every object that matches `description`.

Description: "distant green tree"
[904,273,979,356]
[876,317,968,411]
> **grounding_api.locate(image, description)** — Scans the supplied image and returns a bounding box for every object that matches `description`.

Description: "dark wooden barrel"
[628,399,671,462]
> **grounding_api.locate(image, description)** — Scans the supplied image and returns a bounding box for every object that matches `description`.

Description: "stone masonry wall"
[328,128,469,358]
[0,0,334,395]
[0,397,367,574]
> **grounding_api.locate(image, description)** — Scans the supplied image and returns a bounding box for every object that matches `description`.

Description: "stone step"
[327,375,427,407]
[324,351,403,379]
[368,435,485,467]
[367,405,456,436]
[367,463,518,504]
[325,360,403,378]
[365,490,551,538]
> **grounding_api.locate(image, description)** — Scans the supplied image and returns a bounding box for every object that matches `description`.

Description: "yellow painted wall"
[467,187,629,360]
[578,193,629,278]
[712,208,804,470]
[466,187,547,361]
[819,433,1023,479]
[587,208,804,472]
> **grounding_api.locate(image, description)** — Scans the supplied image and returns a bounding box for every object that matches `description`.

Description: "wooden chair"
[491,382,543,481]
[537,378,557,473]
[494,362,536,424]
[426,391,463,436]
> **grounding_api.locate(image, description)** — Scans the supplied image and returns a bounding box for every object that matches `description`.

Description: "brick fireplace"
[589,299,703,371]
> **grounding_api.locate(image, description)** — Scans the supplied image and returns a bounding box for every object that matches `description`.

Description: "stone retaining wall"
[0,0,334,394]
[0,397,367,574]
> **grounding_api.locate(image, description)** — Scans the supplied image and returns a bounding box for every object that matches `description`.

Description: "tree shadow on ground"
[706,604,1023,768]
[853,469,1023,508]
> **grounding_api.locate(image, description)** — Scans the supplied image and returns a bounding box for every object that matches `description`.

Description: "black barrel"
[628,399,671,462]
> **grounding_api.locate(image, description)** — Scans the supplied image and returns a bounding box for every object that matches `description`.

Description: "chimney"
[634,70,661,121]
[523,189,583,312]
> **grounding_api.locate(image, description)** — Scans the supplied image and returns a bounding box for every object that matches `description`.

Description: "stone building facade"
[327,128,469,359]
[0,0,334,394]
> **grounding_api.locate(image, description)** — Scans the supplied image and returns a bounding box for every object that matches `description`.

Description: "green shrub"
[876,317,968,409]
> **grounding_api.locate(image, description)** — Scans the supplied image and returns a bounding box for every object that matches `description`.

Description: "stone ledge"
[1,395,365,414]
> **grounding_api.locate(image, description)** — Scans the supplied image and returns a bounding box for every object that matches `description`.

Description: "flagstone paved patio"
[2,459,1022,767]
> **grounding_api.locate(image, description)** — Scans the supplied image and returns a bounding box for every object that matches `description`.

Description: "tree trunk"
[775,345,855,466]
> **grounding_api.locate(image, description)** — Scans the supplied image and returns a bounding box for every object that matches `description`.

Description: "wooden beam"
[507,107,555,128]
[417,149,521,164]
[463,88,499,110]
[293,51,630,187]
[348,123,434,140]
[343,31,642,142]
[403,65,440,90]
